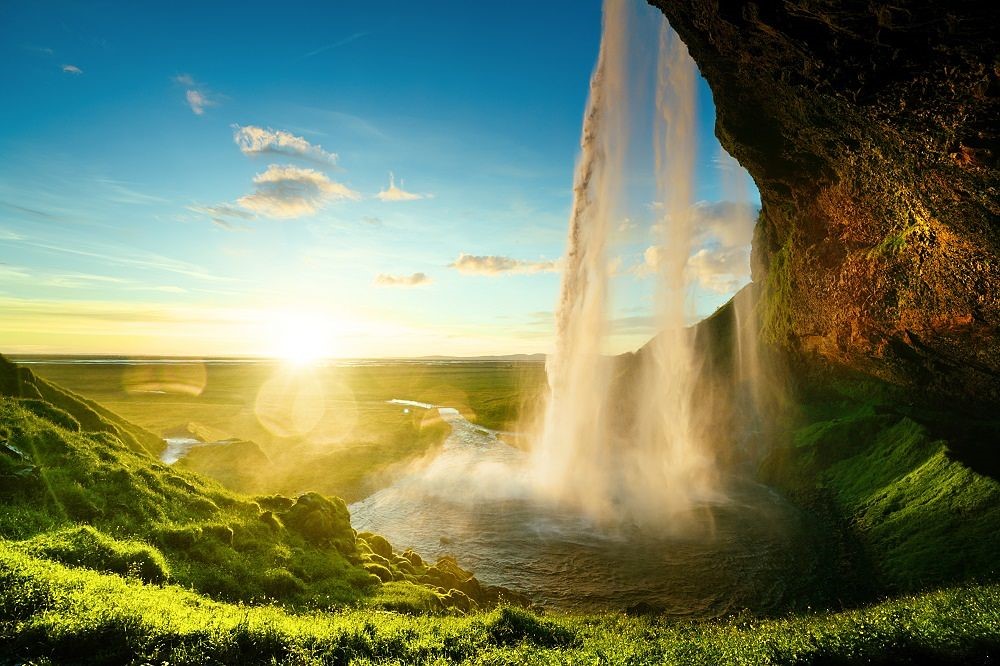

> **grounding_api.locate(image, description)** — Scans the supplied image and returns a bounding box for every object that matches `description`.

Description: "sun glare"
[270,310,338,366]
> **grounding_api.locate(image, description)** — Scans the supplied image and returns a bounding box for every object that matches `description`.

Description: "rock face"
[649,0,999,404]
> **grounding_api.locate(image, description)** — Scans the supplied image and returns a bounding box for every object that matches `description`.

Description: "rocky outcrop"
[649,0,1000,405]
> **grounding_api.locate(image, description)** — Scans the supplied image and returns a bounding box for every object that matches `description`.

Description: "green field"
[25,359,547,502]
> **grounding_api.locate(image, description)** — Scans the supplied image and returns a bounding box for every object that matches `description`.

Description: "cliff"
[649,0,1000,405]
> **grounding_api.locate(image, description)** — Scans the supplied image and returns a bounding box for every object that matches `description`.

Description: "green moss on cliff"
[761,392,1000,593]
[758,211,796,347]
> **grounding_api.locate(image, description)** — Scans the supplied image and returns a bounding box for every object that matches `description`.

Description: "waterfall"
[531,0,731,530]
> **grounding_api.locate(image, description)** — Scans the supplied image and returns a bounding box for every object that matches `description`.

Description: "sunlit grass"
[2,542,998,665]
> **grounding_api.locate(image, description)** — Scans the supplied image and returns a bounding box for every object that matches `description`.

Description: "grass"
[760,379,1000,595]
[2,542,998,664]
[27,359,546,501]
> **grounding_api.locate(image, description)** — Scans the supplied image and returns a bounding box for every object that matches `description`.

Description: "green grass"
[760,384,1000,595]
[2,542,998,664]
[27,359,546,501]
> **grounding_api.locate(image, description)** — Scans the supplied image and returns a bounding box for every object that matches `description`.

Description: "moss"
[765,391,1000,594]
[18,525,170,584]
[759,229,796,346]
[17,399,80,432]
[485,607,576,648]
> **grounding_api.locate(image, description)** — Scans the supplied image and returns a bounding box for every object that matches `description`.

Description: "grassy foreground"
[2,543,998,665]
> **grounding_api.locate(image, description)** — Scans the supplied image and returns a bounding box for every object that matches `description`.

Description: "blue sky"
[0,0,758,358]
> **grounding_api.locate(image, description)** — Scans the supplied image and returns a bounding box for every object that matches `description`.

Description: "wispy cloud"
[376,173,429,201]
[3,230,230,282]
[173,74,218,115]
[61,64,83,75]
[237,164,360,219]
[186,90,211,115]
[187,203,255,231]
[449,253,559,276]
[94,178,169,205]
[374,272,431,288]
[303,32,369,58]
[232,125,338,166]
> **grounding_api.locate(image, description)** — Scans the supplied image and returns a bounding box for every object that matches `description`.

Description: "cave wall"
[649,0,1000,404]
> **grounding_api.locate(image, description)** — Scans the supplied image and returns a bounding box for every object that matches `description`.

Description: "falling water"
[531,0,724,529]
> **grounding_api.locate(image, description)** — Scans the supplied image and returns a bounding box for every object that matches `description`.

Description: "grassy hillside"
[0,357,526,615]
[759,373,1000,596]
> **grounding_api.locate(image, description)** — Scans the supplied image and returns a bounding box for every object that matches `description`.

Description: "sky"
[0,0,759,359]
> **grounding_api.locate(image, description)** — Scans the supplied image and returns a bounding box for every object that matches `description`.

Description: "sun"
[269,310,338,366]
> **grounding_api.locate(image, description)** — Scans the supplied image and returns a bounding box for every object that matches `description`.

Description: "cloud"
[449,253,559,276]
[686,246,751,294]
[188,203,255,230]
[185,90,212,115]
[61,64,83,74]
[237,164,360,219]
[304,32,369,58]
[637,200,759,291]
[374,272,431,287]
[233,125,338,166]
[174,74,218,115]
[689,200,757,248]
[2,231,229,282]
[376,172,428,201]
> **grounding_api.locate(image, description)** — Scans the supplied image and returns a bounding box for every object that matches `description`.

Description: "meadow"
[25,358,547,502]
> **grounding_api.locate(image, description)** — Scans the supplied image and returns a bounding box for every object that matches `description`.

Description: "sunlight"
[269,309,339,366]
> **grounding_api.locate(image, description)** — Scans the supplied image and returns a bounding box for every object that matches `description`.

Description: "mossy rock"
[485,607,576,647]
[441,588,477,613]
[255,494,295,512]
[358,532,393,559]
[153,525,203,549]
[280,493,356,556]
[261,567,306,597]
[201,523,235,545]
[363,562,393,583]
